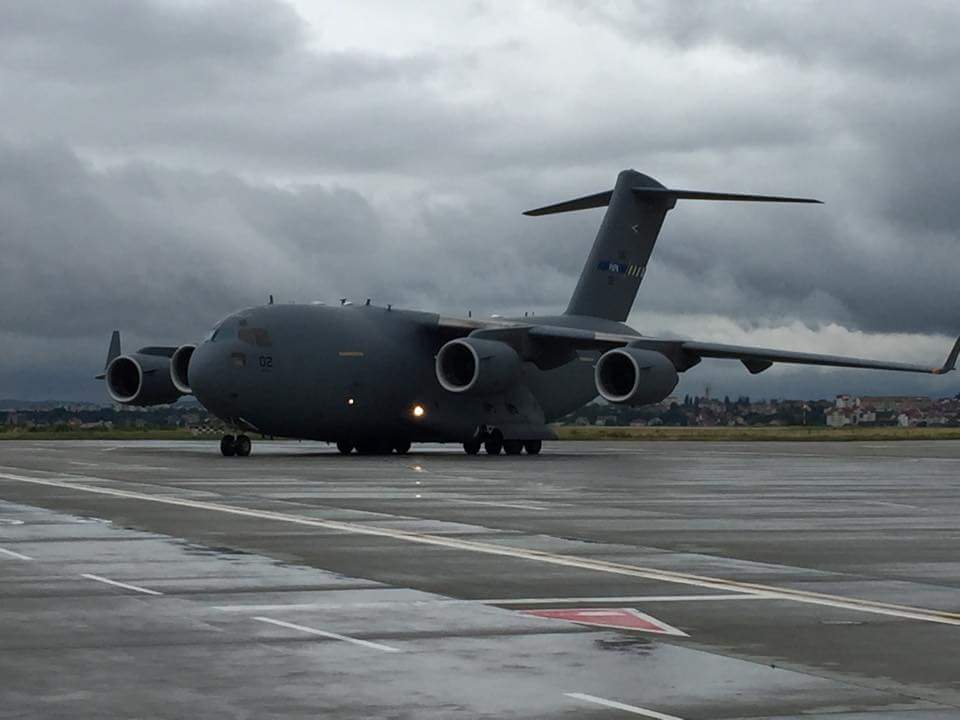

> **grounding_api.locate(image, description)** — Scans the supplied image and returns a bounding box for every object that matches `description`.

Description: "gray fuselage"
[187,303,632,443]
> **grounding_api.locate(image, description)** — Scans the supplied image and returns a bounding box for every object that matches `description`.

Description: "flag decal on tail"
[597,260,645,277]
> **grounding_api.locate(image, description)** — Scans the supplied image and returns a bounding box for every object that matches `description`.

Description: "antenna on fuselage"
[269,294,274,305]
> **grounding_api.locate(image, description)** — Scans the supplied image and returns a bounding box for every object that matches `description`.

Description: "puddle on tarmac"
[595,637,654,655]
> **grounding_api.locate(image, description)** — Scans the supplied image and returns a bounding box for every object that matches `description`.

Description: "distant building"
[826,403,876,427]
[834,395,861,410]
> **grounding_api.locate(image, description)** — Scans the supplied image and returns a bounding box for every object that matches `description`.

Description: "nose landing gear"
[220,434,252,457]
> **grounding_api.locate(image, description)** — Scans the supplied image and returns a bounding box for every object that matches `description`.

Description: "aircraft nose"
[188,341,226,412]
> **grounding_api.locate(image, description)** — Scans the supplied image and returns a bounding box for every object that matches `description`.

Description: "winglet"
[933,335,960,374]
[95,330,121,380]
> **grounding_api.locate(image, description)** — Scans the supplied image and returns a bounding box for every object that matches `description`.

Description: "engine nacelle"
[595,347,679,405]
[436,337,521,395]
[106,353,182,406]
[170,344,196,395]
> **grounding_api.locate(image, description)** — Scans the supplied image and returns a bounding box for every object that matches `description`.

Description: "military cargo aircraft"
[98,170,960,456]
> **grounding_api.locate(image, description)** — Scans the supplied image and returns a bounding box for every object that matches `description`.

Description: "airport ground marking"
[211,594,773,613]
[488,593,775,605]
[253,616,401,653]
[565,693,685,719]
[525,608,688,636]
[4,470,960,627]
[81,573,163,596]
[0,546,33,561]
[453,498,550,511]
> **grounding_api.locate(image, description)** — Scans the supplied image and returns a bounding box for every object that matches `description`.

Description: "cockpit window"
[204,317,234,343]
[238,327,272,347]
[203,314,268,345]
[212,324,234,342]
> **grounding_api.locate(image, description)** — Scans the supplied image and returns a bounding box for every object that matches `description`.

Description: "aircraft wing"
[524,326,960,376]
[436,317,960,375]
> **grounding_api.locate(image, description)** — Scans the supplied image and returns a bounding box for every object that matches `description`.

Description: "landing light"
[412,404,426,418]
[347,397,356,406]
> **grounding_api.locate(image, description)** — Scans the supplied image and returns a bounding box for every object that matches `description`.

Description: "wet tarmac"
[1,439,959,719]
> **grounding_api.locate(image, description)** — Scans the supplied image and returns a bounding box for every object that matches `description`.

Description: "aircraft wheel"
[393,440,411,455]
[484,431,503,456]
[523,439,542,455]
[463,440,481,455]
[235,434,252,457]
[336,440,354,455]
[355,440,377,455]
[220,435,237,457]
[503,439,524,455]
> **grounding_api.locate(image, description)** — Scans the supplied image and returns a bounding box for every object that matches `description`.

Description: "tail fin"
[524,169,820,322]
[95,331,122,380]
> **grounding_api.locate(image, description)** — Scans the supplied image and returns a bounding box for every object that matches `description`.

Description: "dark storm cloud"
[584,1,960,76]
[1,0,959,400]
[564,1,960,335]
[0,139,393,343]
[0,0,479,174]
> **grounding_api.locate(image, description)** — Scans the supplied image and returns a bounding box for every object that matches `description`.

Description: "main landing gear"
[336,439,412,455]
[463,430,542,456]
[220,434,252,457]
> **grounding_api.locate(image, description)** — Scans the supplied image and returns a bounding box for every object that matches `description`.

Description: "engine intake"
[106,353,183,406]
[595,347,678,405]
[170,344,196,394]
[436,338,521,395]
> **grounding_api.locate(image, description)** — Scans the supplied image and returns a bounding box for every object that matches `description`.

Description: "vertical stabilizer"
[523,169,820,322]
[563,170,671,321]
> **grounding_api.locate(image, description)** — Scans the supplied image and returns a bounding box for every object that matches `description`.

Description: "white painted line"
[211,593,773,613]
[0,546,33,561]
[4,470,960,626]
[565,693,684,719]
[81,573,163,596]
[454,498,549,511]
[217,603,335,612]
[253,616,400,653]
[488,594,774,605]
[866,500,920,510]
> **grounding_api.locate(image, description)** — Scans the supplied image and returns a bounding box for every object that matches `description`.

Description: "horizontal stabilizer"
[630,187,822,204]
[524,185,820,216]
[523,190,613,216]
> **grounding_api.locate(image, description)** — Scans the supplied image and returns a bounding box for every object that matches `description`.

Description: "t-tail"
[524,169,821,322]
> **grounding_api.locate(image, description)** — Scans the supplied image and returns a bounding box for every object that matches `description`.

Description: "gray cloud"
[1,0,959,400]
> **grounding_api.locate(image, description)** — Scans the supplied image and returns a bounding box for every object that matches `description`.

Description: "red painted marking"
[521,607,688,636]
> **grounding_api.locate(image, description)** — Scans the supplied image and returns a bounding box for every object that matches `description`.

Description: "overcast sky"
[2,0,959,401]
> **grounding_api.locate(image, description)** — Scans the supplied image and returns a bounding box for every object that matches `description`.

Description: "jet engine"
[106,352,183,406]
[436,337,521,395]
[595,347,678,405]
[170,344,196,394]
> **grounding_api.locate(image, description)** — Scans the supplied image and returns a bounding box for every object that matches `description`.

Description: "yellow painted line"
[2,470,960,626]
[338,351,364,357]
